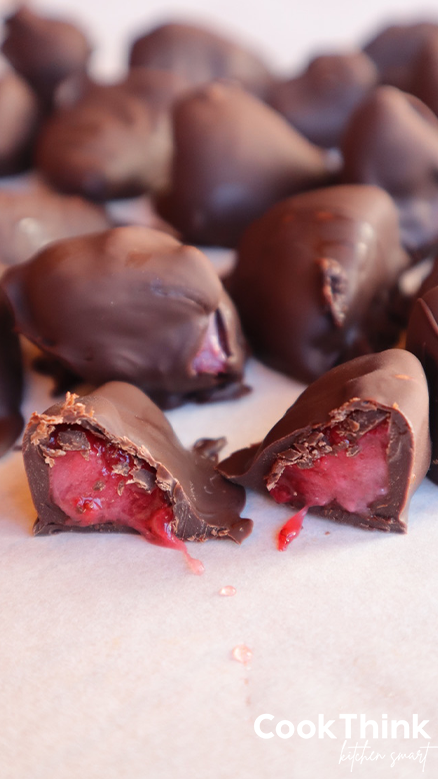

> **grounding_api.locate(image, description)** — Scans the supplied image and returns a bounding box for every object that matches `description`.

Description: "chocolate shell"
[341,85,438,256]
[410,32,438,116]
[23,382,252,544]
[1,226,247,408]
[0,71,40,175]
[363,21,438,92]
[227,184,409,384]
[0,287,23,456]
[129,21,273,98]
[218,349,430,533]
[157,81,337,248]
[35,69,187,200]
[267,51,377,149]
[406,286,438,483]
[0,180,110,266]
[2,5,92,106]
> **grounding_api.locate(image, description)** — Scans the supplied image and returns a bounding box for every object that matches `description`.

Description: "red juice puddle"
[277,506,307,550]
[269,420,390,550]
[48,426,204,574]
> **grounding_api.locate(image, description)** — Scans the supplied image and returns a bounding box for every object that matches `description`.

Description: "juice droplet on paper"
[232,644,252,665]
[219,585,236,596]
[184,551,205,575]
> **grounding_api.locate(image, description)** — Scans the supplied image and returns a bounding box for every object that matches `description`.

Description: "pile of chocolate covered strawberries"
[1,6,438,565]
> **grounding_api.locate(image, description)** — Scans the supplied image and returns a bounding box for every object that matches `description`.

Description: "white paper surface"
[1,2,438,778]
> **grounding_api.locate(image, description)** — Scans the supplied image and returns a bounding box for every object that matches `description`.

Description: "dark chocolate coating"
[0,180,110,266]
[218,349,430,532]
[23,382,252,543]
[227,184,409,384]
[2,5,92,106]
[0,287,23,456]
[267,51,378,149]
[341,85,438,256]
[1,226,247,407]
[414,256,438,303]
[0,71,40,175]
[129,21,273,98]
[410,32,438,116]
[363,21,438,92]
[157,81,338,248]
[35,70,186,200]
[406,286,438,483]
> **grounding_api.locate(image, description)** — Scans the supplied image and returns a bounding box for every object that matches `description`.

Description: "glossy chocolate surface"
[341,85,438,256]
[218,349,430,532]
[410,32,438,116]
[227,184,409,383]
[2,5,92,105]
[0,180,110,266]
[0,287,23,456]
[157,81,337,247]
[36,91,164,200]
[363,21,438,91]
[129,21,273,98]
[23,382,252,542]
[36,69,187,200]
[0,71,40,175]
[1,226,247,407]
[267,51,377,148]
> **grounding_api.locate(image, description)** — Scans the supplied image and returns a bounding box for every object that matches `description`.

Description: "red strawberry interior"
[192,311,229,374]
[268,413,390,517]
[47,425,204,573]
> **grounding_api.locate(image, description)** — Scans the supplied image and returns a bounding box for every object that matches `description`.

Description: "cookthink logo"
[254,713,438,771]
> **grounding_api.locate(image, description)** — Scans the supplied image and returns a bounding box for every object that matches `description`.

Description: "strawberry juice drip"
[277,506,307,550]
[270,421,390,549]
[48,426,204,574]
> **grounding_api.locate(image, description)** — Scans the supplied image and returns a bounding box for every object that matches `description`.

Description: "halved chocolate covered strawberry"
[218,350,431,538]
[24,382,252,572]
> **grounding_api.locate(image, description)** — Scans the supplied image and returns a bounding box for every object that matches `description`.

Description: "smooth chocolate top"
[341,85,438,256]
[0,287,23,457]
[227,184,409,383]
[2,5,92,105]
[1,226,246,407]
[157,81,337,248]
[0,180,110,266]
[23,382,252,543]
[129,21,273,98]
[363,21,438,91]
[267,51,378,149]
[218,349,430,532]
